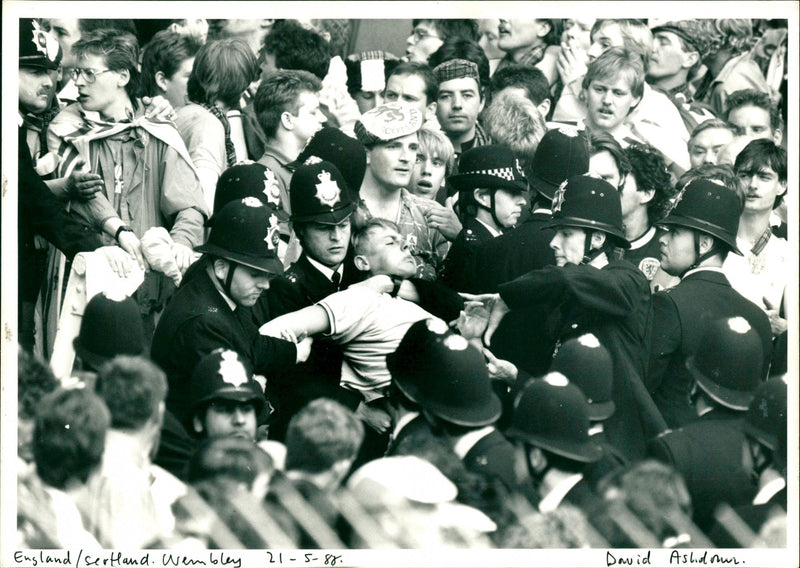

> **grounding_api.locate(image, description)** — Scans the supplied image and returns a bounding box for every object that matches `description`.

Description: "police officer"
[549,334,628,489]
[441,144,528,292]
[470,128,591,294]
[256,160,363,440]
[473,175,664,460]
[648,178,772,428]
[505,372,604,512]
[186,348,269,441]
[151,198,310,424]
[686,316,765,421]
[387,319,518,492]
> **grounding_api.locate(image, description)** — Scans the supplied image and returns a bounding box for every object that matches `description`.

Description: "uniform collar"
[682,266,726,279]
[538,470,584,513]
[305,256,342,283]
[475,217,503,238]
[452,425,495,459]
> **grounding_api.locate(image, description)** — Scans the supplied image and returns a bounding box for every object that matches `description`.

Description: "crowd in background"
[15,14,791,551]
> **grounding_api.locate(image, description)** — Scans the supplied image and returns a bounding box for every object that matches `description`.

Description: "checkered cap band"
[433,59,480,83]
[462,167,517,181]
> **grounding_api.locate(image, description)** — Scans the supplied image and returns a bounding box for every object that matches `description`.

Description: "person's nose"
[232,407,247,424]
[452,93,463,109]
[587,42,603,61]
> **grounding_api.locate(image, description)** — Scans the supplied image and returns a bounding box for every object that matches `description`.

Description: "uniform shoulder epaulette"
[285,271,299,284]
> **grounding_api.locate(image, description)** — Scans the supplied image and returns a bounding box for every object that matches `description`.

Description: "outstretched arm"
[259,304,331,340]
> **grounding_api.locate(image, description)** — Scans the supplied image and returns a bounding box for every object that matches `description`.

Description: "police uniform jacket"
[471,210,557,293]
[461,428,518,491]
[151,263,297,423]
[497,260,664,460]
[18,130,103,304]
[647,418,756,531]
[648,269,773,429]
[441,217,496,292]
[583,431,629,490]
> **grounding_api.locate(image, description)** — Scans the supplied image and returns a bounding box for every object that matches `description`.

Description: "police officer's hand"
[452,301,490,340]
[99,245,135,278]
[64,159,104,201]
[459,292,509,346]
[142,95,176,122]
[483,348,518,384]
[424,203,462,241]
[172,242,197,274]
[294,336,313,363]
[355,401,392,433]
[763,296,787,337]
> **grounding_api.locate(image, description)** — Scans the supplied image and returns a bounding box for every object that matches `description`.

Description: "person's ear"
[639,187,656,206]
[154,70,169,93]
[280,111,294,130]
[537,20,552,39]
[353,254,370,272]
[117,67,131,88]
[698,233,715,255]
[590,230,607,251]
[681,50,700,70]
[528,446,548,474]
[192,415,204,435]
[425,100,438,121]
[213,258,230,280]
[537,98,551,120]
[474,188,491,208]
[773,129,782,146]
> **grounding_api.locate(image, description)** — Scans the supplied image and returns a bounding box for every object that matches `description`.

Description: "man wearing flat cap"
[432,57,490,156]
[354,102,450,280]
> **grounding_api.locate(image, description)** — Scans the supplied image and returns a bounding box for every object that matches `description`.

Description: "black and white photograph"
[2,2,797,566]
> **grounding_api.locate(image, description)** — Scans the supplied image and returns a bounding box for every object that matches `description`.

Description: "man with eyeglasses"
[47,28,208,337]
[405,19,478,64]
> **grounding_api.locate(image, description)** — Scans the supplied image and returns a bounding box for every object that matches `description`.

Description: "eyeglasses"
[410,28,440,42]
[70,67,114,84]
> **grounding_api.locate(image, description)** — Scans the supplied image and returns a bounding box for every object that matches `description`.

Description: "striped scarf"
[201,102,237,169]
[49,102,197,178]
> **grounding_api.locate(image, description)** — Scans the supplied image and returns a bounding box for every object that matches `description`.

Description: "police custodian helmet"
[387,319,502,427]
[195,198,283,274]
[543,175,630,249]
[290,160,356,225]
[659,178,743,255]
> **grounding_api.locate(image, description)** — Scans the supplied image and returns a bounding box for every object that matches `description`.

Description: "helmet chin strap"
[476,192,505,231]
[581,230,603,264]
[216,261,238,298]
[680,232,720,278]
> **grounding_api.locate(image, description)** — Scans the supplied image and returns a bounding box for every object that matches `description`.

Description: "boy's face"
[359,227,418,278]
[688,127,735,168]
[648,30,691,81]
[74,53,128,115]
[737,163,786,214]
[384,73,433,119]
[584,73,640,132]
[436,77,484,139]
[410,149,447,199]
[406,21,443,63]
[366,132,419,190]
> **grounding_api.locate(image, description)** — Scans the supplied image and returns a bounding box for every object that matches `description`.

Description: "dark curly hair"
[624,143,677,224]
[18,348,60,421]
[260,20,331,80]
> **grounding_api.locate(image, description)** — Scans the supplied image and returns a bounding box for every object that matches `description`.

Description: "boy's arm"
[258,305,331,340]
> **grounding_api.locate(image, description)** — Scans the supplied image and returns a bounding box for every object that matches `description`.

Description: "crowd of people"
[14,15,791,551]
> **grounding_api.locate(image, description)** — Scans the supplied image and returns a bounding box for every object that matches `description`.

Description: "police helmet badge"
[304,155,323,166]
[638,258,662,281]
[219,350,248,387]
[315,170,342,208]
[242,196,262,208]
[552,179,568,213]
[31,20,60,63]
[557,125,580,138]
[265,213,280,251]
[263,170,282,207]
[727,316,751,334]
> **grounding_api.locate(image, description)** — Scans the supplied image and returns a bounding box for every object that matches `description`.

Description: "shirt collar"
[538,471,584,513]
[452,425,495,459]
[629,226,657,250]
[475,218,503,238]
[306,256,341,282]
[682,266,726,279]
[753,476,786,506]
[391,411,420,441]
